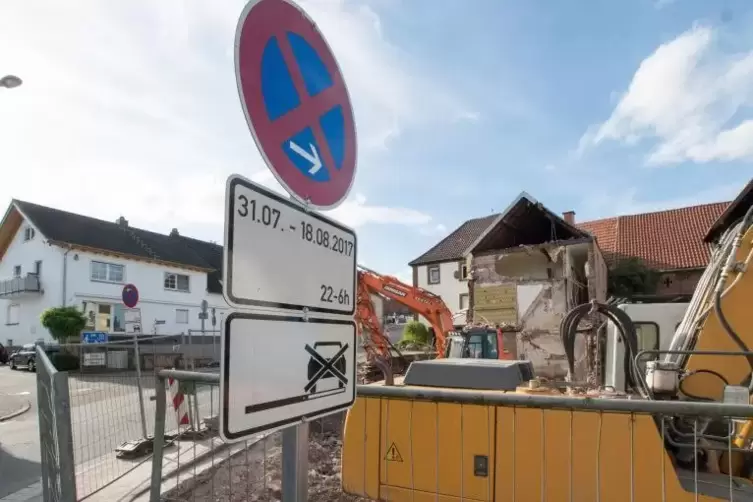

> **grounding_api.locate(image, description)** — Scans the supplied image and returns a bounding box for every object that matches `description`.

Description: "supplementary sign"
[82,331,108,344]
[235,0,357,210]
[220,312,356,441]
[223,174,356,315]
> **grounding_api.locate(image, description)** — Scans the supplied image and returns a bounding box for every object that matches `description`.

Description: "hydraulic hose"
[560,300,651,398]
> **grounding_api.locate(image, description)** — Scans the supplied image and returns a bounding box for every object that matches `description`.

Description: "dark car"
[9,343,59,372]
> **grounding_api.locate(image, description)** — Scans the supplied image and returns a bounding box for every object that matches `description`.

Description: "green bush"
[401,321,430,344]
[40,306,87,342]
[50,352,80,371]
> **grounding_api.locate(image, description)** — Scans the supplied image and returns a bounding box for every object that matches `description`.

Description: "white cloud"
[247,169,441,231]
[579,25,753,165]
[578,181,743,220]
[0,0,467,241]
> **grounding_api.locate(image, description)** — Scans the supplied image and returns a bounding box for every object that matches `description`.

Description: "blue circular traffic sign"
[122,283,139,308]
[235,0,357,210]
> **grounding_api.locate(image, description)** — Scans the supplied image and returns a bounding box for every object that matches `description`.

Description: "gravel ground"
[163,416,372,502]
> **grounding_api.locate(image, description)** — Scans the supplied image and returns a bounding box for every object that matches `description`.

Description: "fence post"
[149,375,168,502]
[282,422,309,502]
[36,362,52,502]
[53,368,77,501]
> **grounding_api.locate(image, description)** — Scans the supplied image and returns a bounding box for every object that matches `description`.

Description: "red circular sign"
[235,0,357,210]
[122,283,139,308]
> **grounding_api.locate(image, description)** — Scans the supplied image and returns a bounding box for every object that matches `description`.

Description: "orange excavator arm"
[356,265,456,359]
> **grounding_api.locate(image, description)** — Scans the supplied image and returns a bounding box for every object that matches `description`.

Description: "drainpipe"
[62,247,71,306]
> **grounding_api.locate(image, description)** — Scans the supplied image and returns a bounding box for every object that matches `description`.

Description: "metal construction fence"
[36,346,77,502]
[147,370,351,502]
[36,333,222,501]
[37,357,753,501]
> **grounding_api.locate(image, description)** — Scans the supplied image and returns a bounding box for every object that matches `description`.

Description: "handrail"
[355,383,753,418]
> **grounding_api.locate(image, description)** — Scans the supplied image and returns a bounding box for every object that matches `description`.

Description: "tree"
[400,320,430,345]
[608,258,660,298]
[40,306,87,342]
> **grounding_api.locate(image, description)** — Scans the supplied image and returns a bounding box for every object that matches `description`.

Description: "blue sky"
[1,0,752,283]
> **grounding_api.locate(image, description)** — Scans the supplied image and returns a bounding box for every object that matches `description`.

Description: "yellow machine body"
[341,216,753,501]
[342,392,735,502]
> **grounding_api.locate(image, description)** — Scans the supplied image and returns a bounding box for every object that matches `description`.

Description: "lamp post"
[0,75,22,89]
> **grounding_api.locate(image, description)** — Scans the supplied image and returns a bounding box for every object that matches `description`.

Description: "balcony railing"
[0,273,41,297]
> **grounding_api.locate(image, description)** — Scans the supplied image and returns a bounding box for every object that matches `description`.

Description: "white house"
[0,199,230,347]
[408,213,499,313]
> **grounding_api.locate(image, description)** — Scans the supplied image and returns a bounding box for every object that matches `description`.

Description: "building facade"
[0,200,229,348]
[409,214,498,313]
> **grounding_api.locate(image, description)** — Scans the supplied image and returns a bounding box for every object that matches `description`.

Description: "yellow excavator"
[341,198,753,501]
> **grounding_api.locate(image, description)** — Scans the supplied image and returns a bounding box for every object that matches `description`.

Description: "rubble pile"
[166,416,372,501]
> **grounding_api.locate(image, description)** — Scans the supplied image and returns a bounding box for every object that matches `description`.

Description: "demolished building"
[464,192,608,381]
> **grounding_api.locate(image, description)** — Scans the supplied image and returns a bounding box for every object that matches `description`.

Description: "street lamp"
[0,75,22,89]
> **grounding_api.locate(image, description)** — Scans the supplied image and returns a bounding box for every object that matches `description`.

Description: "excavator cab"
[445,327,512,360]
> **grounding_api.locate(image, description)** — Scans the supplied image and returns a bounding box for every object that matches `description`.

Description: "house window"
[34,260,42,276]
[112,304,125,332]
[460,293,470,310]
[427,265,440,285]
[164,272,190,292]
[459,263,468,280]
[23,227,35,241]
[6,304,19,325]
[176,309,189,324]
[13,265,21,277]
[83,302,125,333]
[91,261,125,283]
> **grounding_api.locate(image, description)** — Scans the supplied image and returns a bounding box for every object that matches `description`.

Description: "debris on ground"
[164,414,373,501]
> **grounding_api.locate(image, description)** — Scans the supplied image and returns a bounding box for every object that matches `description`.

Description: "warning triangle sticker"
[385,442,403,462]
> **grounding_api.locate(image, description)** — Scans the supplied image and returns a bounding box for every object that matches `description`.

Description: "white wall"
[0,222,62,346]
[66,249,229,337]
[0,216,229,347]
[414,260,468,312]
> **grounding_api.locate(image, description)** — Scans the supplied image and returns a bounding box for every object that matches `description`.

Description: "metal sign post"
[229,0,359,498]
[115,284,155,458]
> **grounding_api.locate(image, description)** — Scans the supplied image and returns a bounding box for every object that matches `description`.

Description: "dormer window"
[23,227,35,241]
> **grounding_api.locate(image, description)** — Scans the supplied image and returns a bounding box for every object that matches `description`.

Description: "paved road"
[0,365,40,498]
[0,365,218,499]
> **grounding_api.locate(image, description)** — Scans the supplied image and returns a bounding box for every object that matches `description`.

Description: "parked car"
[9,343,59,372]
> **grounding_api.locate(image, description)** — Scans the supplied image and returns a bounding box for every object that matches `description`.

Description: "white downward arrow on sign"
[289,141,323,174]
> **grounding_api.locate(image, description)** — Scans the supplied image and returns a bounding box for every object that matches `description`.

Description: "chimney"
[170,228,180,237]
[562,211,575,224]
[116,216,128,227]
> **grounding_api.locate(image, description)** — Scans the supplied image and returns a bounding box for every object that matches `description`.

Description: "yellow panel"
[460,405,495,501]
[571,410,599,502]
[494,406,515,501]
[410,401,439,494]
[513,407,543,501]
[341,396,381,499]
[543,410,572,502]
[632,414,668,501]
[381,398,414,489]
[598,413,632,502]
[437,403,463,496]
[380,485,463,501]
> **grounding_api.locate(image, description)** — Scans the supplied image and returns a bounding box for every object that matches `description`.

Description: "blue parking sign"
[82,331,108,344]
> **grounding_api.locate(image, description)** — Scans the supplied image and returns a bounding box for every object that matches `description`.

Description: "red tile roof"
[577,202,730,270]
